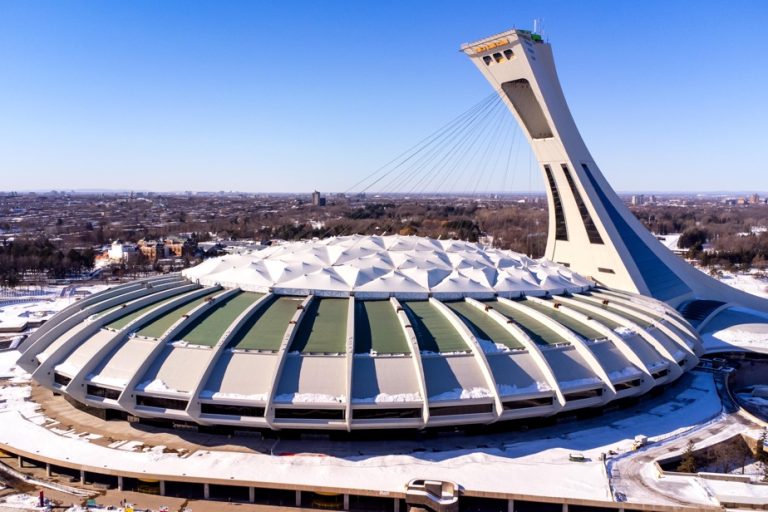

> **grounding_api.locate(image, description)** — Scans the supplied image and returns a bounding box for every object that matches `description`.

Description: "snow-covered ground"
[0,285,108,334]
[715,270,768,300]
[1,274,768,509]
[0,332,727,506]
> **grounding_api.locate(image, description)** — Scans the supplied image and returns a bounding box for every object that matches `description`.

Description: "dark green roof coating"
[228,296,303,351]
[354,300,410,354]
[173,292,262,347]
[445,300,524,350]
[571,294,653,328]
[521,299,605,340]
[559,301,624,330]
[290,298,348,354]
[106,294,188,331]
[403,301,468,353]
[488,300,569,346]
[136,289,218,339]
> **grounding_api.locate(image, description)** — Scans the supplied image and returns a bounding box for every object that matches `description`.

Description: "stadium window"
[53,372,71,387]
[561,163,604,244]
[502,396,554,410]
[86,384,121,400]
[544,165,568,241]
[429,403,494,417]
[274,408,345,420]
[563,388,603,402]
[201,403,264,417]
[353,408,422,420]
[136,395,189,411]
[614,379,642,391]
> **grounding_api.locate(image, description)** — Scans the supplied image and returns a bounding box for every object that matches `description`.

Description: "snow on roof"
[183,235,593,298]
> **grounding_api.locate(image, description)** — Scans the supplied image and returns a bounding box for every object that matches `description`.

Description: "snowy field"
[0,284,109,335]
[715,270,768,300]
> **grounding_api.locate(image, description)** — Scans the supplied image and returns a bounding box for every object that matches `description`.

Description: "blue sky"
[0,1,766,193]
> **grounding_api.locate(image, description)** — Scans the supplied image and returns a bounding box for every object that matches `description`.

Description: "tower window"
[483,55,492,65]
[544,165,568,241]
[500,79,553,139]
[561,164,604,244]
[493,52,503,63]
[503,49,513,60]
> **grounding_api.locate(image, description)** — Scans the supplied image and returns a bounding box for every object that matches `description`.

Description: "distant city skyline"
[1,1,767,193]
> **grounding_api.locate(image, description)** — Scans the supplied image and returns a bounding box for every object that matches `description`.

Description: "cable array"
[345,92,533,197]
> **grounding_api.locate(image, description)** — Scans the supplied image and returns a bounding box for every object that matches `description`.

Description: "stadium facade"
[16,28,740,433]
[17,237,701,431]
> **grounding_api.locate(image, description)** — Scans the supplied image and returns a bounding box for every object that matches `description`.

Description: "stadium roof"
[182,235,593,299]
[17,235,704,431]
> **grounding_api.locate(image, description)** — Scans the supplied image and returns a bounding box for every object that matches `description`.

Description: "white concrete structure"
[462,29,768,313]
[15,238,701,431]
[183,235,593,299]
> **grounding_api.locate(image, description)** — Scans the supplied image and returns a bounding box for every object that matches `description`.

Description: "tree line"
[0,239,95,287]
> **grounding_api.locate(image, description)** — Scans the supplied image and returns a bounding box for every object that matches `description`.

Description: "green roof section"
[602,297,660,324]
[106,294,187,331]
[289,298,348,354]
[136,289,218,339]
[354,300,410,354]
[487,300,569,346]
[560,301,624,330]
[572,295,653,328]
[521,299,606,340]
[173,292,262,347]
[229,296,303,351]
[403,301,468,353]
[444,300,524,350]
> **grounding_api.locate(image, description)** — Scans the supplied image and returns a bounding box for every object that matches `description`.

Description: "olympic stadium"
[16,236,701,431]
[2,24,768,512]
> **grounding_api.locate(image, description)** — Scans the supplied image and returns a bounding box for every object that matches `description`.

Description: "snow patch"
[559,377,602,390]
[608,367,642,381]
[53,361,80,377]
[138,379,177,393]
[274,393,346,404]
[87,373,128,388]
[352,392,422,404]
[476,337,511,354]
[497,382,552,396]
[199,390,268,401]
[710,327,768,345]
[0,349,31,382]
[613,326,636,338]
[430,387,493,401]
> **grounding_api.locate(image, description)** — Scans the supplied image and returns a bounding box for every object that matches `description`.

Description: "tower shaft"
[462,29,766,309]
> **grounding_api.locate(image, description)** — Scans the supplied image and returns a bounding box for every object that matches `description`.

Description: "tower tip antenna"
[533,18,540,34]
